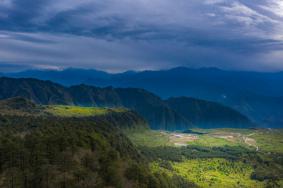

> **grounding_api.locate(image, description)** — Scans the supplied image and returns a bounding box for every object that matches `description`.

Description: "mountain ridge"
[0,77,253,130]
[0,77,191,130]
[4,67,281,127]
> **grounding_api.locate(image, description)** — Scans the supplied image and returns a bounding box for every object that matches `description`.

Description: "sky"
[0,0,283,72]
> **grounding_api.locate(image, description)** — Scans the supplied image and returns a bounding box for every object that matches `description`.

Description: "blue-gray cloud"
[0,0,282,72]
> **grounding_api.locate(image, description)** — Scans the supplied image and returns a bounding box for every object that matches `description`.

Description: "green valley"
[126,128,283,187]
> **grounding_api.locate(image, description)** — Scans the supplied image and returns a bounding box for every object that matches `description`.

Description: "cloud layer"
[0,0,283,72]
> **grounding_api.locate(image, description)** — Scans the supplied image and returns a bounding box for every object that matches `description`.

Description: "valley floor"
[126,128,283,188]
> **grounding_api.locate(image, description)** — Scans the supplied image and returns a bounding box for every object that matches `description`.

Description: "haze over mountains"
[3,67,283,127]
[0,77,253,130]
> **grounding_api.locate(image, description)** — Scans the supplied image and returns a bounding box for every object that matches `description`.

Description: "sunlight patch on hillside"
[45,105,127,117]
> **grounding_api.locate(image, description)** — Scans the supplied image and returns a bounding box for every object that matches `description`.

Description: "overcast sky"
[0,0,283,72]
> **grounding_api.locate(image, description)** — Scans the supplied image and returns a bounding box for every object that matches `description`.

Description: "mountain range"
[3,67,282,127]
[0,77,253,130]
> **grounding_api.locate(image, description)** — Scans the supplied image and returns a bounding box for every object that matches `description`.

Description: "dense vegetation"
[0,116,138,187]
[0,98,196,188]
[145,145,283,187]
[0,77,253,130]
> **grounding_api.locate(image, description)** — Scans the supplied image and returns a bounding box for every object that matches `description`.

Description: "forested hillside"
[166,97,252,128]
[0,98,195,188]
[0,77,253,130]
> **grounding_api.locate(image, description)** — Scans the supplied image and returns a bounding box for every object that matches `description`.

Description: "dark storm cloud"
[0,0,282,72]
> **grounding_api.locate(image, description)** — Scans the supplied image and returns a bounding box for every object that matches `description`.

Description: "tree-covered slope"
[115,88,190,130]
[0,77,73,104]
[166,97,253,128]
[0,98,196,188]
[69,85,191,130]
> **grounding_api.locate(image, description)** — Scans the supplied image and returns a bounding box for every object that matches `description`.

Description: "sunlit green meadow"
[151,159,266,188]
[45,105,127,117]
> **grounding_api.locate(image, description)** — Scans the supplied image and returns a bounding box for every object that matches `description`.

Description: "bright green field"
[45,105,126,117]
[151,159,267,188]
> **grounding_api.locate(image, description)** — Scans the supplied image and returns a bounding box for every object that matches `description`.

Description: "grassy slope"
[187,135,239,147]
[0,97,128,118]
[45,105,127,117]
[248,129,283,154]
